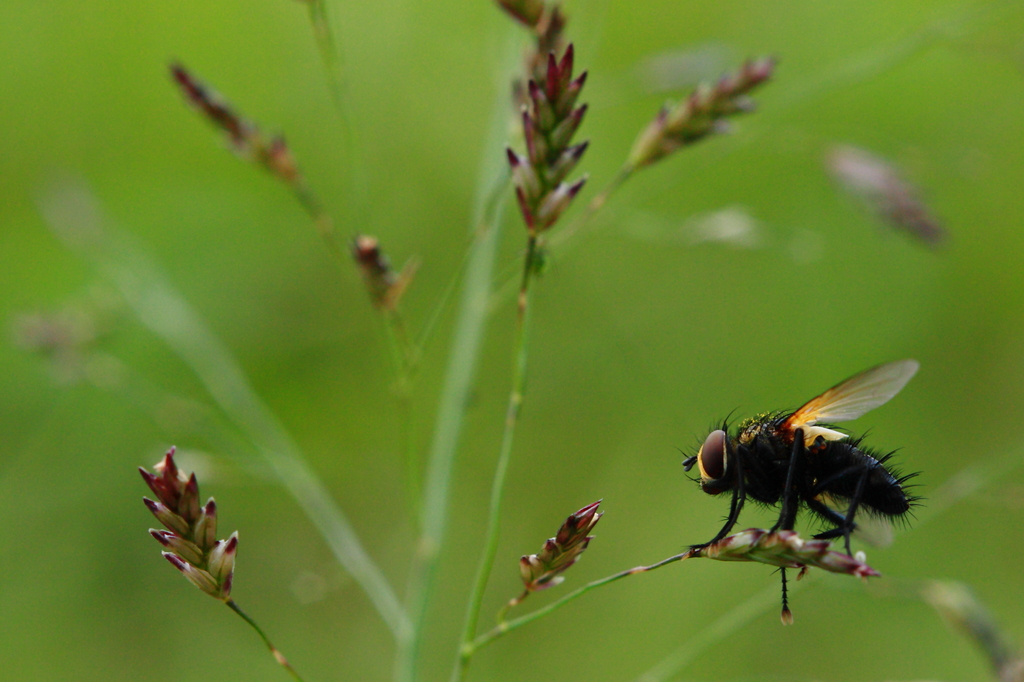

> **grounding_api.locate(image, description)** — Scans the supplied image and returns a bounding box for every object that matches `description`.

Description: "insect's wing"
[782,359,920,438]
[816,494,895,547]
[852,514,895,547]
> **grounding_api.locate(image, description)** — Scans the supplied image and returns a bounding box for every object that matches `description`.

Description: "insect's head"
[691,429,732,495]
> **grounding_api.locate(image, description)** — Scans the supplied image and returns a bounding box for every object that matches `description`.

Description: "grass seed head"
[509,43,589,234]
[350,235,418,311]
[519,501,602,592]
[827,144,945,248]
[141,447,237,601]
[171,63,306,187]
[924,581,1024,682]
[628,57,775,169]
[695,528,881,579]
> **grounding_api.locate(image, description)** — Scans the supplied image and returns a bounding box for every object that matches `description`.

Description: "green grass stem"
[396,181,509,682]
[301,0,371,226]
[226,599,307,682]
[467,550,691,657]
[451,233,539,682]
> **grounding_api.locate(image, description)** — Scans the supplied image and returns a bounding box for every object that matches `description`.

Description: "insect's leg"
[771,429,805,532]
[691,443,746,551]
[811,526,845,541]
[780,568,793,625]
[805,497,855,539]
[689,489,741,551]
[839,462,876,556]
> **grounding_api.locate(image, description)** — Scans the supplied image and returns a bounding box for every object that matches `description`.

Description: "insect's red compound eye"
[697,429,728,482]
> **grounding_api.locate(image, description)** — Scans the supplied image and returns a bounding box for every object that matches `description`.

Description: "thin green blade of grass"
[39,180,411,644]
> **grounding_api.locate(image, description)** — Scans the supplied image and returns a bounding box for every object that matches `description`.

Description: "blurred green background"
[3,0,1024,680]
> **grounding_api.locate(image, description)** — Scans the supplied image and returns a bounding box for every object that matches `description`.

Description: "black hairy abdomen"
[812,441,912,517]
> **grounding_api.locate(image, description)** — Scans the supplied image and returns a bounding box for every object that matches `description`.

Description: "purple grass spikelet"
[519,500,603,592]
[142,447,238,601]
[509,43,590,235]
[694,528,881,578]
[628,57,775,169]
[171,63,307,188]
[827,144,945,248]
[350,235,419,312]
